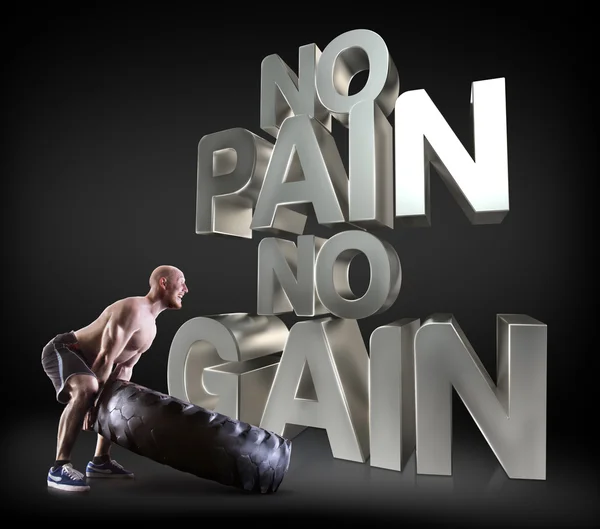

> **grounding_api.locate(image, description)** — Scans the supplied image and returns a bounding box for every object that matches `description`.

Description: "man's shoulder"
[110,297,149,325]
[117,296,147,308]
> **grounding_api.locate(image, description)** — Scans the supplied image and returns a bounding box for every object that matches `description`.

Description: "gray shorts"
[41,331,96,404]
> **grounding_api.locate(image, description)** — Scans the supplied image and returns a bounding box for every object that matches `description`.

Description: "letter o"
[316,29,400,127]
[315,231,401,319]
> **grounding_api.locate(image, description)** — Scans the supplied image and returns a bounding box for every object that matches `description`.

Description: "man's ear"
[160,277,168,289]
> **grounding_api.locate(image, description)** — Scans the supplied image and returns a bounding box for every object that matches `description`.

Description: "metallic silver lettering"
[166,314,289,422]
[260,44,331,138]
[349,100,394,228]
[395,78,509,226]
[315,230,401,319]
[196,128,273,238]
[203,354,281,427]
[250,115,348,235]
[316,29,399,127]
[260,317,370,463]
[369,318,420,471]
[414,314,547,480]
[257,235,328,317]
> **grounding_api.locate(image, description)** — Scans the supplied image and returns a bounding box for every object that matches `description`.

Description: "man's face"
[164,272,188,309]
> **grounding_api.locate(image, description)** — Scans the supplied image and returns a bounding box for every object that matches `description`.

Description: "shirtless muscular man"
[41,265,189,492]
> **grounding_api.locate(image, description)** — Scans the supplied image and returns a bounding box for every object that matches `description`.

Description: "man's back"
[73,296,157,368]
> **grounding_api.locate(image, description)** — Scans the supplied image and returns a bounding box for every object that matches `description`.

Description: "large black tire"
[88,379,292,493]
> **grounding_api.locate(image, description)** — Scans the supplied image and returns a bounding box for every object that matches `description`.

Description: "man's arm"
[111,353,142,382]
[91,307,139,391]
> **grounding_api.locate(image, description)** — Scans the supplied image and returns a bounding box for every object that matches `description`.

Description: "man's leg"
[86,432,134,479]
[93,434,112,459]
[55,374,98,461]
[84,378,134,479]
[48,374,98,492]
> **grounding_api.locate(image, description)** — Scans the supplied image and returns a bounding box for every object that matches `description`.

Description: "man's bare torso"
[73,297,157,368]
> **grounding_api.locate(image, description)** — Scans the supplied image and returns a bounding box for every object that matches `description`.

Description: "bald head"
[148,265,188,310]
[149,265,181,289]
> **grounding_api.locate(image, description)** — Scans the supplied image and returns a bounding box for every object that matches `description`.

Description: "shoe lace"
[110,460,125,470]
[62,463,84,481]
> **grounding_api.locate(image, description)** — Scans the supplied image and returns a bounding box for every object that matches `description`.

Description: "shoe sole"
[47,480,90,492]
[86,472,134,479]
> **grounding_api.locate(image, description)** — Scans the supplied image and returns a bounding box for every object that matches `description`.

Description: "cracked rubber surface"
[88,379,292,493]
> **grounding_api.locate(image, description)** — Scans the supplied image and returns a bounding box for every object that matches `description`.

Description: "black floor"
[4,412,597,526]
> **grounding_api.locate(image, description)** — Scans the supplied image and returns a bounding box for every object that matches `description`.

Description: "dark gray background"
[3,9,595,526]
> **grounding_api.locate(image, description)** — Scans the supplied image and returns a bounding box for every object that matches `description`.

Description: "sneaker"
[86,459,134,478]
[47,463,90,492]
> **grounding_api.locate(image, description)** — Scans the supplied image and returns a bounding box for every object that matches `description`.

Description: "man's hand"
[83,397,100,431]
[82,377,111,431]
